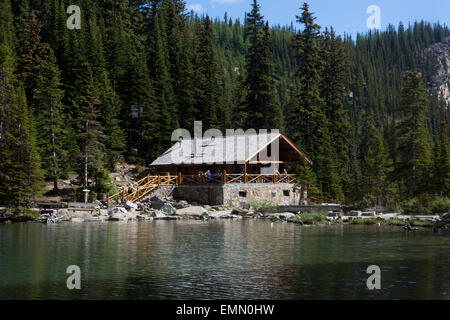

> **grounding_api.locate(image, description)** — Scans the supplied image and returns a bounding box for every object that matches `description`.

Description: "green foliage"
[297,211,328,224]
[249,198,279,214]
[94,169,114,194]
[400,196,450,214]
[395,71,433,198]
[242,1,282,129]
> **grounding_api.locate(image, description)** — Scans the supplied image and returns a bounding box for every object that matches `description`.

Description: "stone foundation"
[156,184,308,206]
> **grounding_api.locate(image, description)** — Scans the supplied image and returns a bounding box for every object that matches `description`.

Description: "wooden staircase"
[107,176,158,207]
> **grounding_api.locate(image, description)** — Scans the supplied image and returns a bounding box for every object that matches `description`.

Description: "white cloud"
[188,3,204,13]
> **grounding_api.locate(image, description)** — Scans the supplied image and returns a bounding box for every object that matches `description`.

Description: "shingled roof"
[151,132,311,166]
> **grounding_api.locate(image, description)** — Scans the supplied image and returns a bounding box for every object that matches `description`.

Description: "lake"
[0,220,448,299]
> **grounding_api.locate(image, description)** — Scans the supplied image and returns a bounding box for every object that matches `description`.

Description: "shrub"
[297,211,327,224]
[400,196,450,215]
[429,197,450,214]
[249,198,279,214]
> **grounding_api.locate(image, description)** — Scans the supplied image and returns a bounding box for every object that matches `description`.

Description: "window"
[283,190,290,197]
[239,191,247,197]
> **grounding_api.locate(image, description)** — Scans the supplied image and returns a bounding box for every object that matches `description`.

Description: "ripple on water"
[0,221,448,299]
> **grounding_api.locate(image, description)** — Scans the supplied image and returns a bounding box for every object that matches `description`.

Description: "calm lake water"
[0,220,448,299]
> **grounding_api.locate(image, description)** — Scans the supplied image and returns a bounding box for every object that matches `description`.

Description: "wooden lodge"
[150,132,311,179]
[108,132,311,206]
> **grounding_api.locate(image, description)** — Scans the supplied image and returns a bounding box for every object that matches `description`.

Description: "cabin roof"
[150,132,311,166]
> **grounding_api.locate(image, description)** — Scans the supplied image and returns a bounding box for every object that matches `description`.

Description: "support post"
[223,170,227,184]
[244,162,247,184]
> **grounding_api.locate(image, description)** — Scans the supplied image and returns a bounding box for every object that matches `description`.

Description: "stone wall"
[173,185,224,205]
[222,184,302,207]
[150,184,307,207]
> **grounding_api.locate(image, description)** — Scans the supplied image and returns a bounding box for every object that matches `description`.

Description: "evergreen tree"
[194,15,219,128]
[433,121,450,196]
[287,2,341,199]
[243,0,282,129]
[75,63,104,198]
[320,27,351,192]
[395,71,432,197]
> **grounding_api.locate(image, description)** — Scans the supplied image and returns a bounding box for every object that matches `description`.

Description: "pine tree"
[148,12,178,153]
[75,63,104,199]
[194,15,219,128]
[0,0,42,205]
[358,111,394,207]
[433,122,450,196]
[320,27,351,192]
[33,47,67,191]
[243,1,282,130]
[395,71,432,198]
[0,85,43,205]
[287,2,341,199]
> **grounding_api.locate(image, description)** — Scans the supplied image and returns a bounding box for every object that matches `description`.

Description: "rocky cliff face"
[423,37,450,107]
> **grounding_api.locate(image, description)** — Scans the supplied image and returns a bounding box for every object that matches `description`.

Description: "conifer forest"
[0,0,449,212]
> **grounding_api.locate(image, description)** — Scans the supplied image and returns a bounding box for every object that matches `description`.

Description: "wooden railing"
[107,173,297,206]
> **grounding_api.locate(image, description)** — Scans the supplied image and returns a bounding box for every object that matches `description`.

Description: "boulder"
[57,209,70,217]
[209,210,233,219]
[151,210,166,218]
[277,212,296,220]
[150,197,165,210]
[71,217,85,223]
[108,207,128,221]
[124,200,138,211]
[231,208,249,216]
[108,206,127,215]
[174,200,189,209]
[349,210,362,217]
[362,211,377,217]
[161,202,176,215]
[176,206,208,217]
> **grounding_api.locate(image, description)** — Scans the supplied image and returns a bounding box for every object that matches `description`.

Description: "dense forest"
[0,0,448,212]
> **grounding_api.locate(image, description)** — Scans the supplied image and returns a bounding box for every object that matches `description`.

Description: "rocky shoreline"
[0,196,448,230]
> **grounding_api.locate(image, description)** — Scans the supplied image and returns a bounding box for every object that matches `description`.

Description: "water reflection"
[0,221,448,299]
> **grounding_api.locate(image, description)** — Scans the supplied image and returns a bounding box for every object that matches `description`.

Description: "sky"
[185,0,450,37]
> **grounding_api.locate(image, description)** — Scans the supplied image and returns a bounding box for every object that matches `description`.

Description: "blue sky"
[185,0,449,37]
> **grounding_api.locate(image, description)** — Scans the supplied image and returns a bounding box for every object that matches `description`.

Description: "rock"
[57,209,69,217]
[161,202,176,215]
[174,200,189,209]
[71,217,84,223]
[209,210,233,219]
[150,197,165,210]
[231,208,249,216]
[99,209,108,216]
[108,206,128,221]
[108,206,127,215]
[154,215,179,220]
[124,200,138,211]
[151,210,166,218]
[176,206,208,217]
[277,212,296,220]
[349,210,362,217]
[362,211,377,217]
